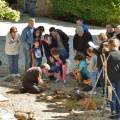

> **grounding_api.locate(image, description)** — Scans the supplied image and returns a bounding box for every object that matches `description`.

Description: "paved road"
[0,13,106,71]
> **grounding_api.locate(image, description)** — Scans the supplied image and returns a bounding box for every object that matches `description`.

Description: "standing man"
[20,63,51,94]
[24,0,28,13]
[21,18,35,71]
[30,0,37,17]
[49,27,69,54]
[73,26,93,58]
[106,23,114,39]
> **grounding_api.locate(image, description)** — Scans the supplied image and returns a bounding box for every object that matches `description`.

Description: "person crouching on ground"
[20,63,51,94]
[69,54,90,84]
[50,48,68,84]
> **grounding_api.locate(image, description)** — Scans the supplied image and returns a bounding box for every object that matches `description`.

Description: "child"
[32,40,42,67]
[69,54,90,83]
[87,47,97,94]
[50,48,67,84]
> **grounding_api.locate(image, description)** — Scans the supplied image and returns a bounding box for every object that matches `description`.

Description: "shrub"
[51,0,120,26]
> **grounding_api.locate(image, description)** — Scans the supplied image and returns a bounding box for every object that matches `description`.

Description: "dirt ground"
[0,10,111,120]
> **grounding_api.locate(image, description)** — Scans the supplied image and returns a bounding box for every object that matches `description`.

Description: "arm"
[73,34,77,53]
[59,54,66,64]
[31,53,35,67]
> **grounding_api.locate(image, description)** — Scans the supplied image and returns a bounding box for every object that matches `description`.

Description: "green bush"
[51,0,120,26]
[0,0,20,22]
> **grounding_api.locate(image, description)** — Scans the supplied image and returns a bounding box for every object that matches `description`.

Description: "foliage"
[51,0,120,26]
[0,0,20,22]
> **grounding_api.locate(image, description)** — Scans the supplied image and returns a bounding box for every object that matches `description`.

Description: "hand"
[49,56,54,63]
[74,49,77,54]
[45,84,51,90]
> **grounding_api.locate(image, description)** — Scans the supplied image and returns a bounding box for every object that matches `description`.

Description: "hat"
[38,26,45,31]
[76,26,84,34]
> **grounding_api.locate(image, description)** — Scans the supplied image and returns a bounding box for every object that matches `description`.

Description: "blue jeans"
[24,0,28,12]
[30,2,36,17]
[60,50,69,59]
[34,59,42,67]
[7,54,19,74]
[110,80,120,119]
[23,47,31,71]
[90,70,97,92]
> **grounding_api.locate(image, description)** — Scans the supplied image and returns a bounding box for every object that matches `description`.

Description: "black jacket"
[43,38,58,58]
[73,31,93,56]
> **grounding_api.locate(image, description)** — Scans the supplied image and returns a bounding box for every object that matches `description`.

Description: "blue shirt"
[82,24,88,32]
[74,60,90,78]
[32,47,42,62]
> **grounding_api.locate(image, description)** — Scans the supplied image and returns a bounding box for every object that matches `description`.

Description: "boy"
[32,40,42,67]
[87,47,97,94]
[69,55,90,83]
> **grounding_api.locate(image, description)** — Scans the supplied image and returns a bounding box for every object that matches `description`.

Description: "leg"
[30,2,35,17]
[76,73,82,83]
[55,61,61,80]
[13,54,19,74]
[14,4,18,11]
[23,47,31,71]
[24,0,28,12]
[7,55,14,74]
[62,64,67,80]
[22,82,41,94]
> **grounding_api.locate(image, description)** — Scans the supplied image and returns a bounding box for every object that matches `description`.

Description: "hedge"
[51,0,120,26]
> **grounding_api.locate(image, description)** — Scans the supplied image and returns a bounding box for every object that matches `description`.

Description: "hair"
[49,27,56,32]
[97,33,107,42]
[44,34,50,39]
[87,47,94,54]
[33,28,40,38]
[74,54,83,61]
[108,37,119,50]
[10,26,17,34]
[33,39,39,44]
[115,25,120,32]
[75,17,83,23]
[40,63,50,70]
[28,18,35,22]
[76,26,84,34]
[106,23,113,27]
[38,26,45,32]
[50,48,60,55]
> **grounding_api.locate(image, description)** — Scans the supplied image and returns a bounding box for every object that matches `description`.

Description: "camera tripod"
[82,54,120,120]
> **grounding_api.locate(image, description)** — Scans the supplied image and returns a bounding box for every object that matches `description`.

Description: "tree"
[0,0,20,22]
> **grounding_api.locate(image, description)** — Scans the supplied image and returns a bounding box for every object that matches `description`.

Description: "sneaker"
[88,90,96,95]
[11,74,16,77]
[55,79,60,83]
[16,73,21,77]
[63,80,67,84]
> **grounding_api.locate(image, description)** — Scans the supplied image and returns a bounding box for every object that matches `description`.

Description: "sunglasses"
[13,31,18,33]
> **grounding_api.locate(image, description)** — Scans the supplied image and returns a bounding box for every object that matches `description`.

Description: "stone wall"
[18,0,52,16]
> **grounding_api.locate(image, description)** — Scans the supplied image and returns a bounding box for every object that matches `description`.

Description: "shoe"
[88,90,96,95]
[55,79,60,83]
[63,80,67,84]
[16,73,21,77]
[11,74,16,77]
[19,87,26,93]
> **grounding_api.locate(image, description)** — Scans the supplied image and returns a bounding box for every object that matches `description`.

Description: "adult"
[76,18,88,32]
[43,34,57,80]
[106,23,114,39]
[24,0,28,13]
[21,18,35,71]
[114,25,120,40]
[73,26,93,58]
[30,0,37,17]
[49,27,69,53]
[20,63,51,94]
[5,26,21,77]
[37,26,45,37]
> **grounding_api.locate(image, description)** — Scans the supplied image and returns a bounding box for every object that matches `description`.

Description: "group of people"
[4,17,120,119]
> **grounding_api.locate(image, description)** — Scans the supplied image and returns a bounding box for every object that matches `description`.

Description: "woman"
[105,37,120,119]
[5,26,21,77]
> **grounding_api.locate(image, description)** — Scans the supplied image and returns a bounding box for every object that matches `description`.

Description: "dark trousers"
[109,80,120,119]
[22,82,41,94]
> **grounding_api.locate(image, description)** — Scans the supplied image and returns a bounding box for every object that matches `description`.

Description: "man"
[106,23,114,39]
[76,18,88,32]
[30,0,37,17]
[73,26,93,58]
[114,25,120,40]
[24,0,28,13]
[21,18,35,71]
[20,63,51,94]
[49,27,69,53]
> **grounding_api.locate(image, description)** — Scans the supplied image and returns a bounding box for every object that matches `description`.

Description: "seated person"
[20,63,51,94]
[69,54,90,83]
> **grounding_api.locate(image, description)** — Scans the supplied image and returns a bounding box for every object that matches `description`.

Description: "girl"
[50,48,68,84]
[5,26,21,77]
